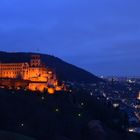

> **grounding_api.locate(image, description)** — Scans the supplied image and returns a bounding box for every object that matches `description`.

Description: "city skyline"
[0,0,140,76]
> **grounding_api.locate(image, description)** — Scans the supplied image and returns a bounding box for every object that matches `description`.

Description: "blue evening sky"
[0,0,140,76]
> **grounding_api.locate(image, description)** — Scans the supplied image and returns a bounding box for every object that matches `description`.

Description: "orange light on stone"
[48,71,52,74]
[55,86,62,91]
[48,88,55,94]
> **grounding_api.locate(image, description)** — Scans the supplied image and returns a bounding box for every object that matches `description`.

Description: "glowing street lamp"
[21,123,24,127]
[55,108,59,112]
[78,113,82,117]
[41,96,45,100]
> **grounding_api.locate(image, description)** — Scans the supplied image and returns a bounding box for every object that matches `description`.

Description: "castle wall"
[28,67,48,82]
[0,63,26,79]
[0,79,29,89]
[28,82,48,92]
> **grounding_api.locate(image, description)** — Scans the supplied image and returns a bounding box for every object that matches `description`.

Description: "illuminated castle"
[0,55,62,93]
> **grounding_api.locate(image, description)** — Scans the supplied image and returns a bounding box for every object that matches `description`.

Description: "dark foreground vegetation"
[0,88,140,140]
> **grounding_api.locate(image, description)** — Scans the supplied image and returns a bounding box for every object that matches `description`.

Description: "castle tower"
[30,55,41,67]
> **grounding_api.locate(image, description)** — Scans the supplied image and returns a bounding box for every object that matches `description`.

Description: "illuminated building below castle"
[0,55,63,93]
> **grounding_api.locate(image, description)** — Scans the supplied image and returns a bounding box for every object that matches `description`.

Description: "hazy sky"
[0,0,140,76]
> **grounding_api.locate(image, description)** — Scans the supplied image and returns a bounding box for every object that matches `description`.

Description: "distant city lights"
[90,92,93,96]
[113,103,119,108]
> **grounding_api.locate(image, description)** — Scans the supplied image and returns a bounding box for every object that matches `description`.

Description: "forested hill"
[0,51,101,83]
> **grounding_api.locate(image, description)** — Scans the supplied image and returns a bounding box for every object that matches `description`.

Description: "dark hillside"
[0,51,101,83]
[0,89,139,140]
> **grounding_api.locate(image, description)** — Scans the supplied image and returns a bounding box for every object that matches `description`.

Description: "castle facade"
[0,55,60,93]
